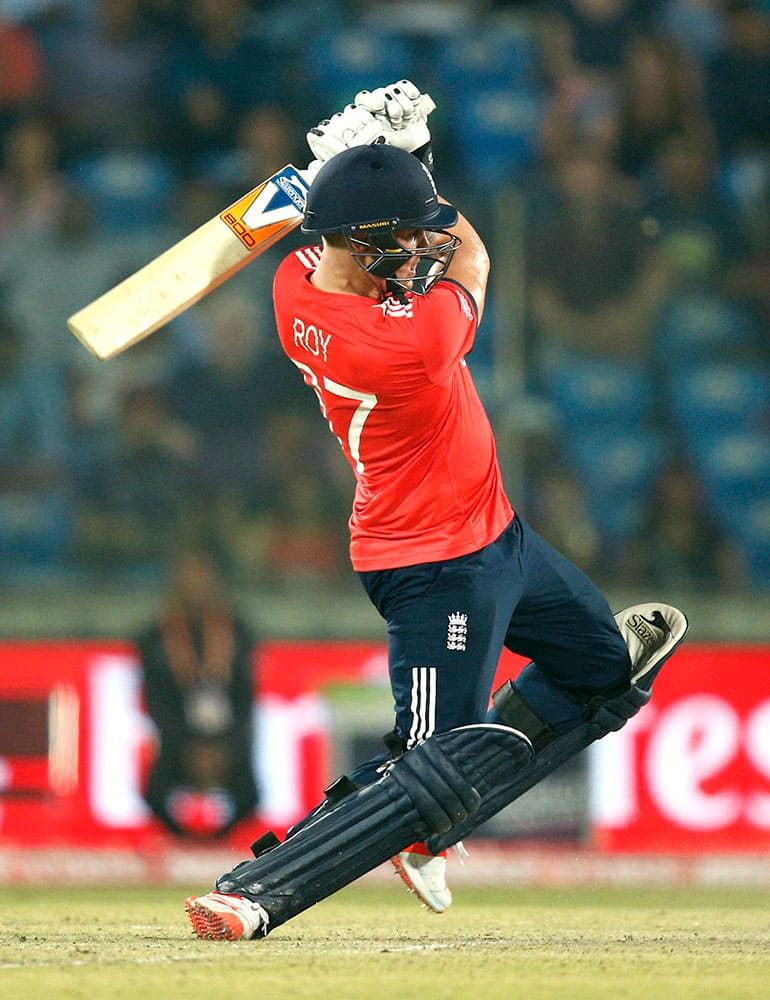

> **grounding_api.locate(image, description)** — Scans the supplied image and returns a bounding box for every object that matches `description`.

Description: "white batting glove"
[354,80,433,129]
[355,80,434,157]
[354,80,424,121]
[305,80,435,179]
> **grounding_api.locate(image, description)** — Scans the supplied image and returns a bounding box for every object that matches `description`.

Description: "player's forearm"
[441,199,490,319]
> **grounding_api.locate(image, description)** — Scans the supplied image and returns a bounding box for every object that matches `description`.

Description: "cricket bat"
[67,164,310,360]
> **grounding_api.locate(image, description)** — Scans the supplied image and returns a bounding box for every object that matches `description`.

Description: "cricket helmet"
[302,144,461,294]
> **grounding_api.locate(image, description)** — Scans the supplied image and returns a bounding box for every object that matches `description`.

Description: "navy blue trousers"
[357,515,631,778]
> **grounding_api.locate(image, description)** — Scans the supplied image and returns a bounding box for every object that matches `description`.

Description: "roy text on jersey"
[293,317,330,363]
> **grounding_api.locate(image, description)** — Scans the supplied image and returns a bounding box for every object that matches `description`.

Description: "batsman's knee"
[390,733,482,833]
[491,676,652,751]
[424,603,688,855]
[493,602,688,748]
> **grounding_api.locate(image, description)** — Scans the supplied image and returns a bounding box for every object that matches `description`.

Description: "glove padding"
[354,79,434,132]
[306,79,434,179]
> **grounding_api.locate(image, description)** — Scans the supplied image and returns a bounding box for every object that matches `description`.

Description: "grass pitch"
[0,882,768,999]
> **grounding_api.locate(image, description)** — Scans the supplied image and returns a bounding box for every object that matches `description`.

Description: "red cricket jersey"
[272,245,513,571]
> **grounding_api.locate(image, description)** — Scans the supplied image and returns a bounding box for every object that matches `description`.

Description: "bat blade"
[67,163,310,360]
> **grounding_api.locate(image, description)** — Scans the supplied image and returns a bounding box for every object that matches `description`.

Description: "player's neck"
[311,248,382,300]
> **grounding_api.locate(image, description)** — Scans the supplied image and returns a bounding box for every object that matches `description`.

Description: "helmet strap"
[385,279,409,305]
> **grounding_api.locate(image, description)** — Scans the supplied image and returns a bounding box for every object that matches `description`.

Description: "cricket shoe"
[185,891,269,940]
[391,842,452,913]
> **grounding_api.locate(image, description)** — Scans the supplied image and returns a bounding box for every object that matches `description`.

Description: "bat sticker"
[223,167,310,248]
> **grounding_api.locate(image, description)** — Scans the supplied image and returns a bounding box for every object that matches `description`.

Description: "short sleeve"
[415,280,478,384]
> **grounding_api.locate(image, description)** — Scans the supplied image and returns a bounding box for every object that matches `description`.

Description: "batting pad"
[215,723,532,931]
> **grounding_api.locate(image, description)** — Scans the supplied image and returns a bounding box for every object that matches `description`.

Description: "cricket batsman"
[186,80,688,940]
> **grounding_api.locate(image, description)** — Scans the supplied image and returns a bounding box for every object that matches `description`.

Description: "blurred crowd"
[0,0,768,594]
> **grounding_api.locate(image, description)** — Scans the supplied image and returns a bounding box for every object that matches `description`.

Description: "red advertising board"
[1,641,768,854]
[591,644,770,852]
[0,640,390,849]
